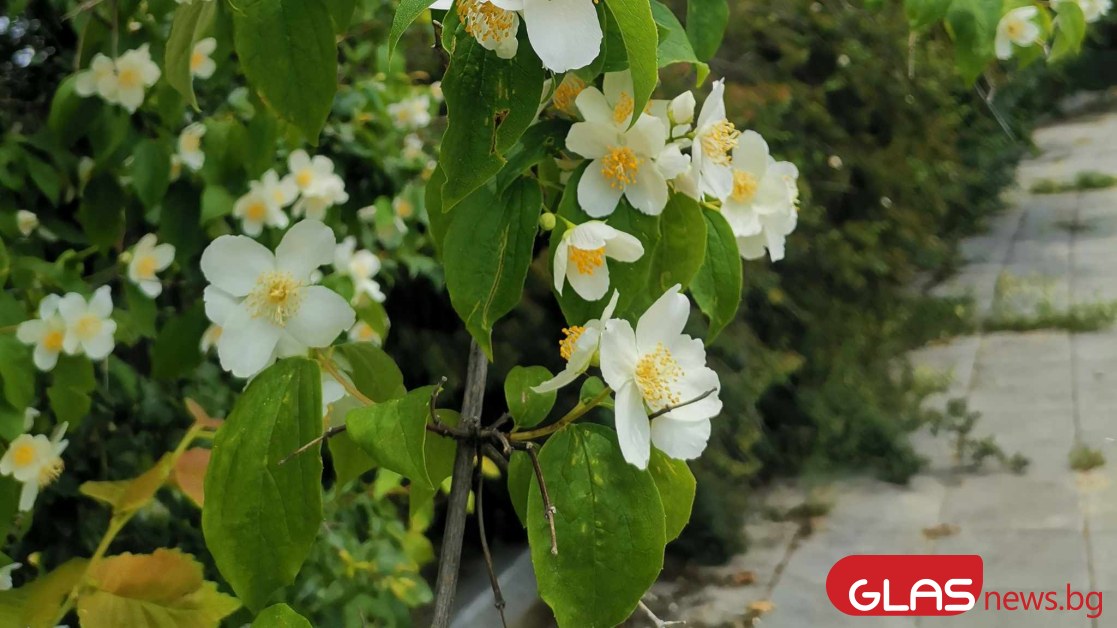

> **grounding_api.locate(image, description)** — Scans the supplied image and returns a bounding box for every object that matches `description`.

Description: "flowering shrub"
[0,0,1106,626]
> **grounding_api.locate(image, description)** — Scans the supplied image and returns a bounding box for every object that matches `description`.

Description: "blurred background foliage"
[2,0,1115,623]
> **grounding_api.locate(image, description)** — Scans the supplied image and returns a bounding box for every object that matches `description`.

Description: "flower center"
[1006,20,1023,39]
[43,330,64,352]
[181,134,201,153]
[634,342,684,409]
[613,92,634,125]
[74,314,103,340]
[246,271,303,326]
[117,67,140,89]
[559,326,585,362]
[246,200,268,221]
[11,443,36,468]
[553,76,586,115]
[38,457,63,487]
[458,0,518,47]
[355,323,378,342]
[295,169,314,188]
[701,120,740,166]
[272,190,286,204]
[395,200,413,218]
[135,254,158,279]
[732,170,759,203]
[601,146,641,189]
[190,50,205,71]
[568,246,605,275]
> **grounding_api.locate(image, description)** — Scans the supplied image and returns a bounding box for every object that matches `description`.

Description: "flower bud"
[539,212,557,231]
[669,91,696,125]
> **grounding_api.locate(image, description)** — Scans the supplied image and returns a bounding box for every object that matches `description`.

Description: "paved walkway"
[651,111,1117,627]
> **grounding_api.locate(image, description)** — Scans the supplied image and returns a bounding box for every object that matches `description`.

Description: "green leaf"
[507,450,533,528]
[131,139,172,210]
[150,304,209,380]
[165,0,217,107]
[389,0,438,57]
[1051,1,1086,61]
[232,0,338,142]
[200,185,236,223]
[603,0,659,122]
[346,385,446,489]
[0,336,34,410]
[25,155,62,207]
[202,358,324,612]
[335,343,406,402]
[443,179,541,357]
[326,0,358,35]
[689,208,742,341]
[648,449,695,542]
[48,75,99,146]
[253,603,312,627]
[504,366,557,429]
[651,0,709,83]
[684,0,728,62]
[945,0,1000,83]
[440,33,547,209]
[79,175,125,249]
[48,355,95,425]
[905,0,953,29]
[649,193,707,294]
[159,182,205,259]
[528,424,665,627]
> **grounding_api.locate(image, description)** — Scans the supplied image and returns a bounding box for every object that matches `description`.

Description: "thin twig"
[647,389,717,420]
[526,443,558,556]
[279,425,347,466]
[510,385,613,441]
[430,341,489,628]
[475,461,508,627]
[481,443,509,475]
[637,600,685,627]
[429,376,448,424]
[63,0,105,20]
[975,79,1016,141]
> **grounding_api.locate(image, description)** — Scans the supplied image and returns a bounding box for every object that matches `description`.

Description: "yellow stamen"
[43,330,64,352]
[601,146,641,189]
[559,326,585,361]
[634,342,683,408]
[74,314,103,340]
[395,200,413,219]
[117,67,140,89]
[613,92,634,125]
[11,443,36,468]
[458,0,517,47]
[568,246,605,275]
[190,51,205,71]
[732,170,759,204]
[246,271,303,326]
[295,169,313,188]
[701,120,740,166]
[135,255,158,279]
[553,76,586,115]
[38,458,63,487]
[181,134,200,152]
[246,201,267,221]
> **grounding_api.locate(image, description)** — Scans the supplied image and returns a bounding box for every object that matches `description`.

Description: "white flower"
[567,87,677,217]
[996,6,1042,60]
[669,91,696,126]
[16,296,67,371]
[1075,0,1112,21]
[234,170,295,236]
[552,74,587,117]
[334,236,386,303]
[402,134,426,161]
[0,423,69,511]
[721,131,799,262]
[0,562,20,590]
[286,150,348,220]
[600,285,722,469]
[200,220,356,378]
[534,291,619,394]
[22,408,39,432]
[553,221,643,301]
[456,0,520,59]
[127,234,176,298]
[296,175,348,220]
[57,286,117,361]
[16,210,38,236]
[73,53,117,103]
[348,321,382,345]
[387,95,432,130]
[190,37,217,79]
[177,123,206,171]
[688,79,739,201]
[110,44,162,112]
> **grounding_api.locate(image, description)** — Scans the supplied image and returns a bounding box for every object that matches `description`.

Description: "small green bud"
[539,212,557,231]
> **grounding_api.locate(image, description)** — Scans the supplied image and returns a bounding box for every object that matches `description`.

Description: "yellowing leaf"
[78,549,240,628]
[0,558,88,628]
[80,455,175,515]
[185,398,224,429]
[172,448,210,508]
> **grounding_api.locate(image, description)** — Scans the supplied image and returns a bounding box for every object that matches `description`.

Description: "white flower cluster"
[996,0,1111,60]
[126,234,177,298]
[233,151,348,236]
[535,287,723,469]
[334,236,387,305]
[17,287,117,372]
[201,220,356,378]
[553,72,801,302]
[74,44,161,113]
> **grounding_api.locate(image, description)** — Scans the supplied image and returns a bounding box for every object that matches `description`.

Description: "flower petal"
[567,259,610,301]
[285,285,356,348]
[600,318,639,390]
[615,382,652,469]
[217,304,282,378]
[553,235,570,294]
[732,130,770,177]
[603,230,644,263]
[200,235,275,297]
[275,220,336,280]
[522,0,603,73]
[566,121,614,158]
[574,87,614,126]
[578,162,625,218]
[650,416,711,461]
[635,284,688,352]
[625,164,668,216]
